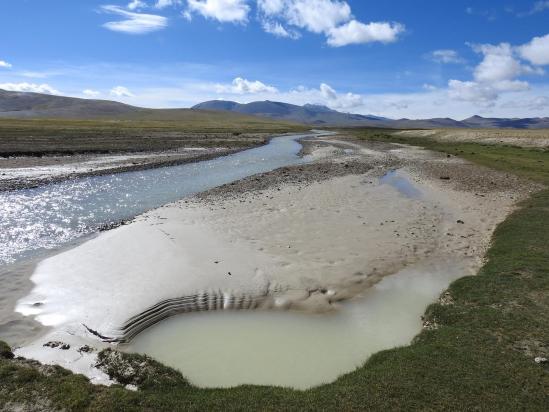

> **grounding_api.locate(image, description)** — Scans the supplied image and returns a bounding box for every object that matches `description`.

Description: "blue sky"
[1,0,549,119]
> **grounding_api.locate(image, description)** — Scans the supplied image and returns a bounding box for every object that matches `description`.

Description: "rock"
[0,341,15,359]
[457,219,465,224]
[78,345,94,354]
[43,341,63,349]
[440,176,450,180]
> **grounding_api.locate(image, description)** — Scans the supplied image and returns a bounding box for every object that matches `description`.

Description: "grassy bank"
[0,117,307,155]
[1,130,548,411]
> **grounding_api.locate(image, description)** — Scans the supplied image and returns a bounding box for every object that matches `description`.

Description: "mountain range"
[1,89,548,129]
[193,100,549,129]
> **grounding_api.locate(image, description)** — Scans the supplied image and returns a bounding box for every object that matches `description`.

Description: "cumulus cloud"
[101,5,168,34]
[83,89,101,97]
[327,20,404,47]
[429,49,465,64]
[518,33,549,66]
[320,83,337,99]
[447,41,544,106]
[216,77,278,94]
[272,0,351,34]
[287,83,364,109]
[257,0,404,46]
[186,0,250,23]
[0,60,12,69]
[473,43,537,83]
[110,86,134,97]
[0,82,59,94]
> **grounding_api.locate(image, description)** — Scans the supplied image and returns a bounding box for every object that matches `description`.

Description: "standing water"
[125,258,468,389]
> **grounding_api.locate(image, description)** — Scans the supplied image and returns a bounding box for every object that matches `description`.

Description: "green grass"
[1,129,548,411]
[349,128,549,184]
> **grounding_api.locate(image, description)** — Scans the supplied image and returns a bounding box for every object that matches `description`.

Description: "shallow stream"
[0,133,317,265]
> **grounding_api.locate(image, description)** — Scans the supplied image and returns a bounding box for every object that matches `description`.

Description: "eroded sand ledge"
[13,134,539,384]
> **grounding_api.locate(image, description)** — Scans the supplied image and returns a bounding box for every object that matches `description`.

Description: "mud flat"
[10,134,540,388]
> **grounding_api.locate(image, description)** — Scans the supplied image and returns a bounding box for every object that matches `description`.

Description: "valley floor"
[1,130,548,411]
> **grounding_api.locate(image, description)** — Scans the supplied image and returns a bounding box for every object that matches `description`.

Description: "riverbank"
[0,118,306,191]
[1,130,547,410]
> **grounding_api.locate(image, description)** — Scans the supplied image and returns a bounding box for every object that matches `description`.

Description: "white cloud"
[501,95,549,111]
[261,20,300,39]
[110,86,135,97]
[528,95,549,110]
[518,33,549,66]
[0,60,12,69]
[257,0,404,46]
[327,20,404,47]
[320,83,337,99]
[101,5,168,34]
[155,0,182,8]
[0,82,60,95]
[216,77,278,94]
[127,0,147,10]
[278,0,351,34]
[448,80,499,105]
[186,0,250,23]
[318,83,363,108]
[284,83,363,110]
[83,89,101,97]
[472,43,535,83]
[257,0,285,15]
[447,41,544,106]
[430,49,464,64]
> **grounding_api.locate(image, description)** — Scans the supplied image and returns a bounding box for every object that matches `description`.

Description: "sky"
[1,0,549,119]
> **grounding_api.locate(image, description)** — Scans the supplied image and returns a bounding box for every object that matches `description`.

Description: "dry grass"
[393,128,549,149]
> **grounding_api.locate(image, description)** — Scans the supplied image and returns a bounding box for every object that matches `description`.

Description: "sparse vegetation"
[0,117,307,155]
[1,129,548,411]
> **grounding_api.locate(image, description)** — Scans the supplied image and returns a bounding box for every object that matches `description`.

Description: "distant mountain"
[2,90,548,129]
[0,89,140,118]
[460,115,549,129]
[193,99,549,129]
[193,100,389,126]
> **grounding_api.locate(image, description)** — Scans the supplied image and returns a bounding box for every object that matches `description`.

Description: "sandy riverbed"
[10,134,540,387]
